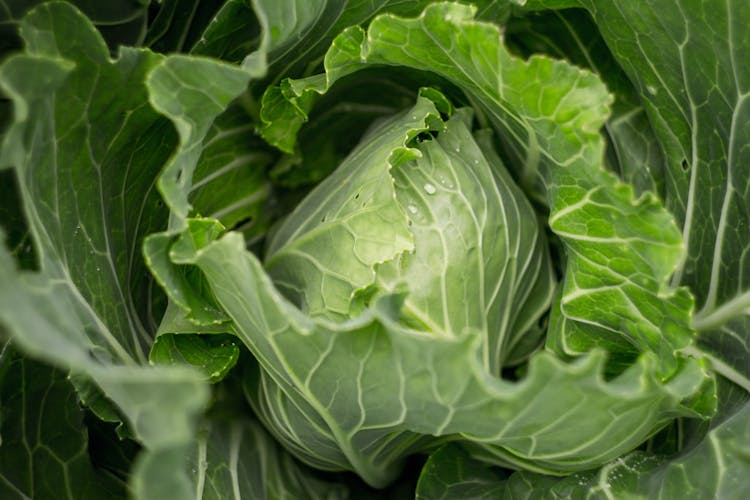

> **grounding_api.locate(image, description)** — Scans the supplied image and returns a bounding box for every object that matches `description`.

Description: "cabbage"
[0,1,747,498]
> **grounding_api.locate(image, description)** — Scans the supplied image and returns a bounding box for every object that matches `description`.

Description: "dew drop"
[423,183,436,194]
[438,175,454,188]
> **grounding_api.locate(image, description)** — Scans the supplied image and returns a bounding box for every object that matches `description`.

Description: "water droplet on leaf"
[438,175,454,188]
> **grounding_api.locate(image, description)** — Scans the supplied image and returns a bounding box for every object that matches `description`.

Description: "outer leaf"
[271,68,430,188]
[0,20,170,362]
[248,0,438,80]
[190,0,261,63]
[0,0,151,57]
[0,170,35,269]
[500,398,750,499]
[251,0,507,154]
[187,417,349,500]
[0,4,212,497]
[501,1,750,494]
[417,400,750,500]
[141,55,265,308]
[158,223,707,486]
[147,54,253,224]
[0,345,125,500]
[524,0,750,392]
[143,0,226,53]
[244,0,509,93]
[187,105,274,241]
[415,444,506,500]
[504,9,666,198]
[149,334,240,384]
[251,0,467,154]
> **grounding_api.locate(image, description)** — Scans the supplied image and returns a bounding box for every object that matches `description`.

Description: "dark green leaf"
[416,444,506,499]
[0,345,126,500]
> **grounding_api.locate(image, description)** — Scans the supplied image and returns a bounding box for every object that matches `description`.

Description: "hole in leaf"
[410,131,438,146]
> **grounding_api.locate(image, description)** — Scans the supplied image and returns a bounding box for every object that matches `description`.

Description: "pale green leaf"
[157,223,707,486]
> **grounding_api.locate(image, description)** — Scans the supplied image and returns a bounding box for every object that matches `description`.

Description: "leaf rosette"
[148,2,714,487]
[2,0,739,496]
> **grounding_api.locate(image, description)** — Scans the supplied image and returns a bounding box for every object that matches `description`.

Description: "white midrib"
[194,432,207,500]
[690,291,750,393]
[692,290,750,332]
[681,345,750,394]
